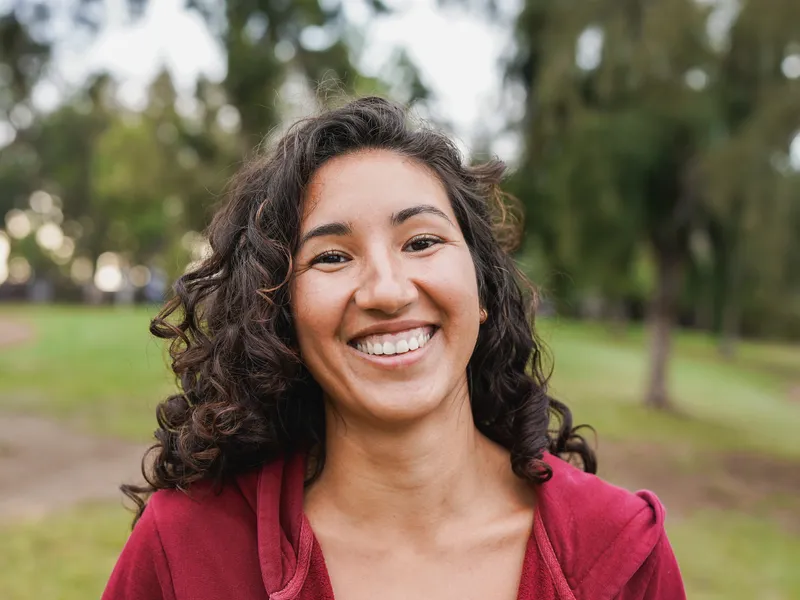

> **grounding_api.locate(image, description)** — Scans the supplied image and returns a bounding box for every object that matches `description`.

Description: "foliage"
[0,0,430,287]
[502,0,800,406]
[508,0,800,336]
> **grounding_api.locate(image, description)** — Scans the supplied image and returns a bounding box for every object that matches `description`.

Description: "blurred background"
[0,0,798,598]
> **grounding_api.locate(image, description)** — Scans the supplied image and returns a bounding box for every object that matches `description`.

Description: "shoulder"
[536,452,673,599]
[145,469,261,547]
[538,451,666,532]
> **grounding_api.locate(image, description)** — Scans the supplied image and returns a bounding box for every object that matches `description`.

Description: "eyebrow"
[391,204,454,227]
[299,221,353,247]
[298,204,453,249]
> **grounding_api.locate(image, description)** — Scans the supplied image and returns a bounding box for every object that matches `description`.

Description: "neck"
[305,380,527,536]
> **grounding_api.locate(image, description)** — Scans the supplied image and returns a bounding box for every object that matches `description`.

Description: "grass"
[538,318,800,459]
[668,512,800,600]
[0,305,175,441]
[0,503,131,600]
[0,306,799,599]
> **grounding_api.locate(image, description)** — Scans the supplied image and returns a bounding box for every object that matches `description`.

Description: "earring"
[479,307,488,324]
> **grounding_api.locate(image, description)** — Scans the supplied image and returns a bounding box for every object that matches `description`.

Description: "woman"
[104,97,685,600]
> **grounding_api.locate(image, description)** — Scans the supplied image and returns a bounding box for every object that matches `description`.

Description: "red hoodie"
[103,452,685,599]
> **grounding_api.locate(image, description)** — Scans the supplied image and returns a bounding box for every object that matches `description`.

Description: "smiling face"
[291,149,482,427]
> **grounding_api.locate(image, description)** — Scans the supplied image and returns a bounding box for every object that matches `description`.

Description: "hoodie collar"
[255,454,315,600]
[535,452,667,600]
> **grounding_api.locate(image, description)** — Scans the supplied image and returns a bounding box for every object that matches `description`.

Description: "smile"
[350,325,437,356]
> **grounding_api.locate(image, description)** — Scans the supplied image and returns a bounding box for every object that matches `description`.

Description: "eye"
[404,234,443,253]
[310,250,349,266]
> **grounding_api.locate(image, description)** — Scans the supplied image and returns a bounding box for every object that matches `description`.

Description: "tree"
[700,0,800,354]
[507,0,800,408]
[182,0,428,144]
[1,0,429,295]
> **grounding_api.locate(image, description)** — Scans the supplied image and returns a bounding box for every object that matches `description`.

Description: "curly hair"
[123,96,596,523]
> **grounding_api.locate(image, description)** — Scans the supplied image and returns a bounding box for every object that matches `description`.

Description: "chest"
[314,531,533,600]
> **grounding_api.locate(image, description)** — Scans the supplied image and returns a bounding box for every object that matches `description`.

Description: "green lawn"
[0,305,175,440]
[0,503,131,600]
[539,318,800,459]
[668,511,800,600]
[1,306,799,599]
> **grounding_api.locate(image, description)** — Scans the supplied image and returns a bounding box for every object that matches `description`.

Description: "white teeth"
[352,327,436,356]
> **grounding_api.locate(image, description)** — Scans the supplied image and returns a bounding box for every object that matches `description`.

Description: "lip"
[347,328,438,369]
[347,319,438,344]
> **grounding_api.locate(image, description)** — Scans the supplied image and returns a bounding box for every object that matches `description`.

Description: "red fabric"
[103,452,685,599]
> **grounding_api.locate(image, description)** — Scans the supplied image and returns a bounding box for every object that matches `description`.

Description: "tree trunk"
[645,250,683,410]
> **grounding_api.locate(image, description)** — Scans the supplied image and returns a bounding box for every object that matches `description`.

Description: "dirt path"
[598,440,800,532]
[0,414,149,522]
[0,318,35,348]
[0,316,149,522]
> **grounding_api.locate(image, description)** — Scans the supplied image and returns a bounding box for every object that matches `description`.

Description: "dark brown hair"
[123,96,596,523]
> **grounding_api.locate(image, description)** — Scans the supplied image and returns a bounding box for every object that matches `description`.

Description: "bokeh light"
[0,231,9,285]
[790,132,800,171]
[29,190,54,214]
[52,237,76,264]
[35,223,65,251]
[70,257,94,284]
[94,252,123,292]
[5,209,32,239]
[128,265,152,287]
[8,256,32,284]
[782,54,800,79]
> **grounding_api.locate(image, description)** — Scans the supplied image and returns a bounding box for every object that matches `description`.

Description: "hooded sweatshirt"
[103,452,685,600]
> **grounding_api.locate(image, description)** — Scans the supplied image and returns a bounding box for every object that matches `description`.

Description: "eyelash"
[309,235,444,266]
[311,250,347,265]
[404,234,443,252]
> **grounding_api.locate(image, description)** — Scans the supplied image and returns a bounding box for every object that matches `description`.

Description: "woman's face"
[291,149,482,426]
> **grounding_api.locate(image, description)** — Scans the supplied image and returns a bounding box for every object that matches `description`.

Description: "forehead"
[301,149,454,226]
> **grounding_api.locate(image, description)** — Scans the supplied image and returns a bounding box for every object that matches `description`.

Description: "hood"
[241,454,314,600]
[536,452,668,600]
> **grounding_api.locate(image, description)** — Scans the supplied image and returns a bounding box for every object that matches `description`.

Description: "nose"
[354,250,418,315]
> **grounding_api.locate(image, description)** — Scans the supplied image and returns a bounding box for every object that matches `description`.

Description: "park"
[2,0,800,597]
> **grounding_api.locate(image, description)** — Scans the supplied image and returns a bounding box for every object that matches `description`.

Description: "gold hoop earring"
[479,308,488,324]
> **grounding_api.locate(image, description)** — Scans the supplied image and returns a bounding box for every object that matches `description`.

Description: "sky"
[32,0,522,160]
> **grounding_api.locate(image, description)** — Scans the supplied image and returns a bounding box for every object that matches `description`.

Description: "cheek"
[290,274,350,353]
[426,248,480,313]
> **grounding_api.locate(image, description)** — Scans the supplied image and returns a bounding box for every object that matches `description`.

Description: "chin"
[349,386,452,427]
